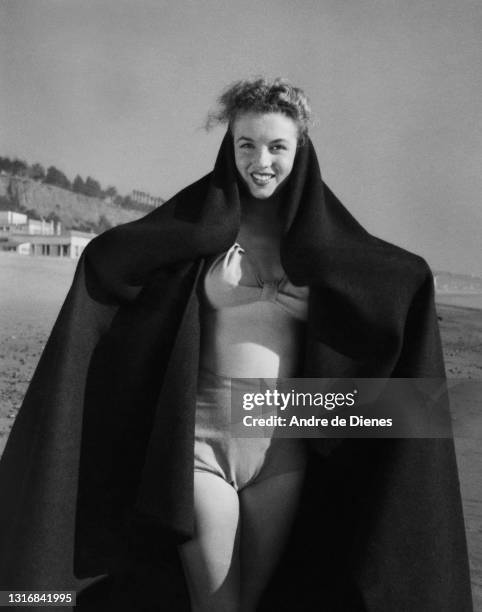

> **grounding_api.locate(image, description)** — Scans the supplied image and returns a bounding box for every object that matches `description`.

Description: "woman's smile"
[251,171,276,185]
[232,112,298,199]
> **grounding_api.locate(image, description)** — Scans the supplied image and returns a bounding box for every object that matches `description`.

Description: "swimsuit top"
[199,242,309,379]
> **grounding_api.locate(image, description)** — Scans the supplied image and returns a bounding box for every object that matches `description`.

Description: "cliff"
[0,175,150,231]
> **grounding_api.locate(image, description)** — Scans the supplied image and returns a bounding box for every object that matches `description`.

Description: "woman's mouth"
[250,172,275,186]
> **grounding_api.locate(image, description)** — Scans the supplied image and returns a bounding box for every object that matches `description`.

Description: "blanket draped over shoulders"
[0,133,473,611]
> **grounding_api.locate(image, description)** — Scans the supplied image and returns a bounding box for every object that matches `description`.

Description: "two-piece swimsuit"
[193,231,309,491]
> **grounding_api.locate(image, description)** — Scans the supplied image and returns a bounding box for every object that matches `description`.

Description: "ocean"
[435,293,482,310]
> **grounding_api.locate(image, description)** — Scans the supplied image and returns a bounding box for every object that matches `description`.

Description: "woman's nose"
[253,147,271,168]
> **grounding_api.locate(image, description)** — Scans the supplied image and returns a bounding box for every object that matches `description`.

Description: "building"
[0,210,95,259]
[1,230,94,258]
[0,211,61,236]
[0,211,28,229]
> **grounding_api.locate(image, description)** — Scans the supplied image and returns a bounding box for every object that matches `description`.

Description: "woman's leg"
[238,470,306,612]
[178,471,241,612]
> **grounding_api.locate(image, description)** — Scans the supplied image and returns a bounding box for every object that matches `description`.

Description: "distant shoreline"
[436,294,482,311]
[438,304,482,312]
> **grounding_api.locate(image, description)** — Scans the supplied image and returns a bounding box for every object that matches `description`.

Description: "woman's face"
[232,111,298,199]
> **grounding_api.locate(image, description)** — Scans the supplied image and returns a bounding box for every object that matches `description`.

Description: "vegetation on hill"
[0,155,162,214]
[1,181,154,236]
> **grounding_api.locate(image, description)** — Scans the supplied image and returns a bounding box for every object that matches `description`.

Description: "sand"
[1,252,481,609]
[437,302,482,609]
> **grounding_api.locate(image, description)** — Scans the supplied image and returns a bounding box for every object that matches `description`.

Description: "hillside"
[0,175,152,232]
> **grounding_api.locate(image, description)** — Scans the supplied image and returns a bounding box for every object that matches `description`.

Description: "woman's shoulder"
[376,235,432,277]
[84,172,213,255]
[77,172,214,301]
[321,182,433,289]
[365,233,434,298]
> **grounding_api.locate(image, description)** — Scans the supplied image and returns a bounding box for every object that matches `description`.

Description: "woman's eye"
[240,143,254,149]
[270,145,286,152]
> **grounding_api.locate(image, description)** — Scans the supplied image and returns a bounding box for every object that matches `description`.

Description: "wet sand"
[0,253,481,609]
[437,302,482,610]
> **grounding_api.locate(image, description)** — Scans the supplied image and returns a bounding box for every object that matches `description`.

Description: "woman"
[0,78,473,612]
[178,85,312,612]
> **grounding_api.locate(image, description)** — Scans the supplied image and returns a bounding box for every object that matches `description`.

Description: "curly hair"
[206,77,312,144]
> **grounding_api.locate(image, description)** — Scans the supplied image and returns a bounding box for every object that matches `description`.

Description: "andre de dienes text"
[240,388,394,429]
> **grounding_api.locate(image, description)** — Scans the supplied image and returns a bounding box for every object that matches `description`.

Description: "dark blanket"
[0,132,473,611]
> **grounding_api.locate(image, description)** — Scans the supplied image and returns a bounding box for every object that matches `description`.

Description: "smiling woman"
[208,78,311,200]
[0,77,473,612]
[233,112,298,199]
[179,82,313,611]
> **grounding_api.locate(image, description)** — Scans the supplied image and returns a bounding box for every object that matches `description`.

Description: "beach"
[0,252,481,608]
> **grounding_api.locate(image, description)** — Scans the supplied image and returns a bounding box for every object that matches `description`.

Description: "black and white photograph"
[0,1,480,610]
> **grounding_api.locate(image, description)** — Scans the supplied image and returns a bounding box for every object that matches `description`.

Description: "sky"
[1,0,481,275]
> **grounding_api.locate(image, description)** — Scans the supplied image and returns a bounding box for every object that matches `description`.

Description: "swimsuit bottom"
[194,367,307,492]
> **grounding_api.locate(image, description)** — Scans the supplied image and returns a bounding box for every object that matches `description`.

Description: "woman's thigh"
[177,471,241,612]
[239,469,306,610]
